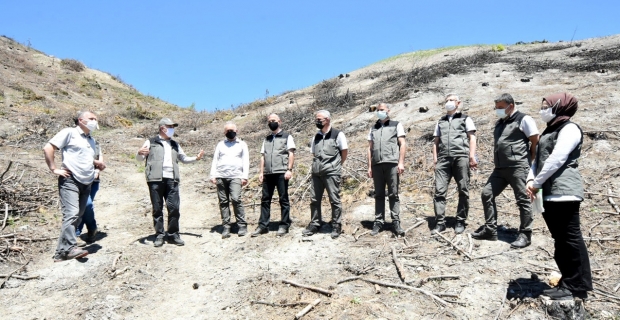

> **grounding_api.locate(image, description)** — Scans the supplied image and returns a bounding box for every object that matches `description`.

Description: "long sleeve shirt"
[527,123,582,201]
[209,138,250,180]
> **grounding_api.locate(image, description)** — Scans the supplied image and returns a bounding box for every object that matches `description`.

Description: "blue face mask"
[377,110,388,120]
[495,108,507,118]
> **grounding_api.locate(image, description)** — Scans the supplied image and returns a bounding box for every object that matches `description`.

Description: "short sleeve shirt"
[433,115,476,137]
[48,127,96,185]
[519,115,539,137]
[367,122,406,141]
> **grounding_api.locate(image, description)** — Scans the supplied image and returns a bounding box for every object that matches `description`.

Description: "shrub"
[492,44,506,52]
[60,59,85,72]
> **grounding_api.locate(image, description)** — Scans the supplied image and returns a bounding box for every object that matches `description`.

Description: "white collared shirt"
[47,126,96,184]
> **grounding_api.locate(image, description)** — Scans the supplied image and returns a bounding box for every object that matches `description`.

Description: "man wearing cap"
[367,103,407,237]
[137,118,204,247]
[43,111,106,262]
[252,113,296,237]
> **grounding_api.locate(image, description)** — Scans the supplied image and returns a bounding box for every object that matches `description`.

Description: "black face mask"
[268,122,279,131]
[315,120,324,129]
[225,131,236,140]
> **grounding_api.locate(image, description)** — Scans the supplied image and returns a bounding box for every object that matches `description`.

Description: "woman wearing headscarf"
[526,93,592,300]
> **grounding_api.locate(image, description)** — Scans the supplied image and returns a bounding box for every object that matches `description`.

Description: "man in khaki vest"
[137,118,204,247]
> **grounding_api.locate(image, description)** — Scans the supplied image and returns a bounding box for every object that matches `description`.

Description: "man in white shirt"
[43,111,106,262]
[209,122,250,239]
[137,118,204,247]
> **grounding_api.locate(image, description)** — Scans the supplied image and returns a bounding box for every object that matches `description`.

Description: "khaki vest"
[145,136,180,182]
[493,111,530,168]
[370,120,401,165]
[437,113,469,158]
[263,131,290,174]
[312,129,342,176]
[536,122,584,198]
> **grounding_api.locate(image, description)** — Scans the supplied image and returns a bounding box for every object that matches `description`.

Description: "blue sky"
[1,1,619,111]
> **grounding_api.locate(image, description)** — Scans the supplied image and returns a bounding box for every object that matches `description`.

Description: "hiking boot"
[238,225,248,237]
[331,224,341,239]
[471,227,498,241]
[66,247,89,260]
[86,227,98,243]
[393,221,405,237]
[251,227,268,237]
[154,234,165,247]
[544,287,573,300]
[543,287,559,295]
[510,233,531,249]
[454,222,466,234]
[276,225,289,237]
[76,237,88,247]
[302,224,319,236]
[431,223,446,235]
[370,222,382,236]
[167,233,185,246]
[222,225,231,239]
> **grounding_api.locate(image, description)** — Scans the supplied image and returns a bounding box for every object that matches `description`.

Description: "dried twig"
[609,189,620,214]
[251,300,311,308]
[359,278,451,306]
[392,246,408,283]
[283,279,334,297]
[295,298,321,319]
[409,275,460,287]
[433,231,473,260]
[404,220,425,234]
[0,160,13,183]
[495,295,507,320]
[0,274,39,280]
[337,276,361,284]
[354,230,370,242]
[467,233,473,255]
[0,258,31,289]
[1,204,8,231]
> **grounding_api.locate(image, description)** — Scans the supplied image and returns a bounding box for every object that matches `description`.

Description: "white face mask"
[84,120,98,132]
[540,107,556,123]
[495,108,507,118]
[445,101,457,112]
[376,110,388,120]
[166,128,175,137]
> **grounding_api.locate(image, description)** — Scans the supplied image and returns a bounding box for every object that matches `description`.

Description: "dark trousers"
[433,157,469,225]
[148,178,180,236]
[481,166,533,233]
[310,175,342,227]
[76,181,99,235]
[372,163,400,224]
[259,173,291,229]
[216,178,247,226]
[542,201,593,293]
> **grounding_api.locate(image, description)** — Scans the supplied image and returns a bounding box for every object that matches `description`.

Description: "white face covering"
[376,110,388,120]
[445,101,457,112]
[540,107,556,123]
[495,108,507,118]
[166,128,175,137]
[85,120,98,132]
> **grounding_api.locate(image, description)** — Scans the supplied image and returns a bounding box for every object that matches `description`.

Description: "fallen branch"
[0,258,31,289]
[467,233,473,255]
[495,295,507,320]
[434,231,473,260]
[0,160,13,183]
[583,237,620,241]
[392,246,408,283]
[1,204,8,231]
[585,192,620,199]
[111,253,122,272]
[337,276,361,284]
[295,298,321,319]
[0,274,39,280]
[609,189,620,214]
[109,266,130,280]
[283,279,334,297]
[251,300,312,308]
[409,275,460,287]
[404,220,425,234]
[354,230,370,242]
[359,278,450,306]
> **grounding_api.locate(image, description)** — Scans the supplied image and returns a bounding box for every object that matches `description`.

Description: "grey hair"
[494,93,515,105]
[267,113,281,121]
[75,111,93,125]
[224,121,237,130]
[377,103,390,109]
[316,110,331,119]
[445,93,460,101]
